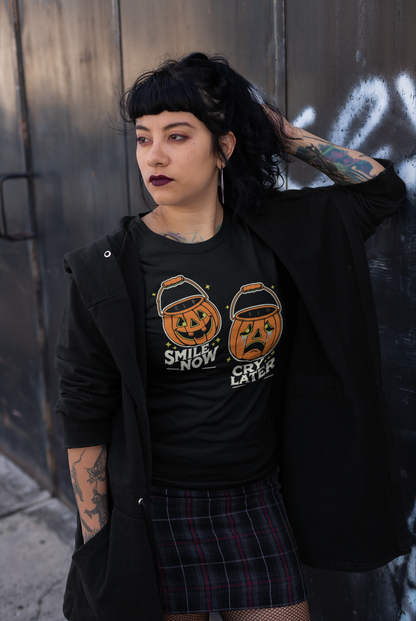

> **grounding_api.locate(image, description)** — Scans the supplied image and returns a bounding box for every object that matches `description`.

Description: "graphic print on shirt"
[157,275,222,371]
[228,283,282,387]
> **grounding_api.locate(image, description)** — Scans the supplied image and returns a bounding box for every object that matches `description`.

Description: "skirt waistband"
[150,471,280,499]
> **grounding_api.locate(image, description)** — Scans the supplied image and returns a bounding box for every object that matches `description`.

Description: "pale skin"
[67,107,384,619]
[136,111,236,242]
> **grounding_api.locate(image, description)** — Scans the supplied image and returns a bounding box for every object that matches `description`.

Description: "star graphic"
[166,342,171,347]
[216,338,220,343]
[173,347,177,350]
[225,305,229,309]
[227,357,231,363]
[271,285,275,289]
[205,284,210,289]
[152,292,156,296]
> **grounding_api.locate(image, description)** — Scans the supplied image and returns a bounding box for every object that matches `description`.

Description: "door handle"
[0,172,36,240]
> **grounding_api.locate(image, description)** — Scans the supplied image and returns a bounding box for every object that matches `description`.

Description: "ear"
[217,131,236,167]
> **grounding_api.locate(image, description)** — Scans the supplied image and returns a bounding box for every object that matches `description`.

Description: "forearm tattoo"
[86,445,107,484]
[70,449,85,502]
[70,444,108,542]
[80,516,101,543]
[85,488,109,528]
[296,142,377,184]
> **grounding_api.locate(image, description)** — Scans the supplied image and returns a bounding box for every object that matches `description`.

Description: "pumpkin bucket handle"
[157,275,208,317]
[229,282,281,320]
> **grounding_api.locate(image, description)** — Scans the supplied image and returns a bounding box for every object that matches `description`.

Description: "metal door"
[0,0,130,503]
[0,0,56,492]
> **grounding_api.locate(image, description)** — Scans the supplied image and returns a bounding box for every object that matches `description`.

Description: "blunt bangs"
[125,70,209,124]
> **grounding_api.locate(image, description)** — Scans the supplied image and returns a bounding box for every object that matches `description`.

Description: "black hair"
[120,52,290,213]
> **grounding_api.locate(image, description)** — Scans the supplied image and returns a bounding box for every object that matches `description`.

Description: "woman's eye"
[136,136,149,144]
[169,134,185,141]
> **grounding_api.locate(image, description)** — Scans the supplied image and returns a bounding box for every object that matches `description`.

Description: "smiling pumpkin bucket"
[156,275,222,347]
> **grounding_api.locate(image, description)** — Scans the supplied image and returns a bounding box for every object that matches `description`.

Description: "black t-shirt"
[129,207,293,488]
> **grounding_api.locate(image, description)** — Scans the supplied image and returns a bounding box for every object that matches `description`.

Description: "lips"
[149,175,173,186]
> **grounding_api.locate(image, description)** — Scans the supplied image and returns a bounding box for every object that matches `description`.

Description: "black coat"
[56,161,410,621]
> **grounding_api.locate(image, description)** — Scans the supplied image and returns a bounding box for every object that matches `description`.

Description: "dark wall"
[0,1,414,619]
[283,3,415,618]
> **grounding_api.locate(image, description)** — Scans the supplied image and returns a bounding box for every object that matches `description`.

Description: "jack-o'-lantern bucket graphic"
[229,283,282,361]
[157,275,221,347]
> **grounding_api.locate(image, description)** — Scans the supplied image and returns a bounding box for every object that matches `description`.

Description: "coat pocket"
[65,505,163,621]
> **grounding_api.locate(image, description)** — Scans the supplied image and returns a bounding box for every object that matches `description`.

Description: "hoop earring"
[220,167,225,204]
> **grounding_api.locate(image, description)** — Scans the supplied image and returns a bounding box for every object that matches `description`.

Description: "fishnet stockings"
[220,602,311,620]
[163,601,311,621]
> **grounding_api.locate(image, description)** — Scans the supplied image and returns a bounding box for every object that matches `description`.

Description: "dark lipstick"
[149,175,173,186]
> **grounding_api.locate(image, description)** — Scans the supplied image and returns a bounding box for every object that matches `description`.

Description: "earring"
[220,167,225,204]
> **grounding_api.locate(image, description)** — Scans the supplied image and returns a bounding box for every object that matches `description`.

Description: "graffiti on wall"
[289,73,416,199]
[386,502,416,621]
[289,73,415,620]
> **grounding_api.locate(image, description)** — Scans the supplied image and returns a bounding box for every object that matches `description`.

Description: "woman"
[56,53,410,621]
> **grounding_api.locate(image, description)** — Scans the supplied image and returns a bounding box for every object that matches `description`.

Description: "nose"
[146,139,168,168]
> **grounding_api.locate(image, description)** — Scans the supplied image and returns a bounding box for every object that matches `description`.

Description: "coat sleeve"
[324,159,406,240]
[55,274,121,448]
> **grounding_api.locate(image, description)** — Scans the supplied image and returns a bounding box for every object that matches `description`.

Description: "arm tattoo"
[71,445,108,542]
[81,517,101,543]
[86,445,107,485]
[80,516,93,534]
[70,449,86,502]
[85,488,109,528]
[296,143,377,184]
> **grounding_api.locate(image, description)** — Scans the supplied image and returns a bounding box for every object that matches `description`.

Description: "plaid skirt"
[150,474,308,614]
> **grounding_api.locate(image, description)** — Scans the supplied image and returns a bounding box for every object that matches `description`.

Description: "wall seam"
[113,0,131,215]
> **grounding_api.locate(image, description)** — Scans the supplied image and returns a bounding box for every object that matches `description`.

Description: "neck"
[142,200,223,244]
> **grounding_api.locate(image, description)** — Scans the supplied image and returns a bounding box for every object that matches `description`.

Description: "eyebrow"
[135,121,196,131]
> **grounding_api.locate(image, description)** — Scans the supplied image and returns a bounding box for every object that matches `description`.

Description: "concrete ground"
[0,454,76,621]
[0,454,222,621]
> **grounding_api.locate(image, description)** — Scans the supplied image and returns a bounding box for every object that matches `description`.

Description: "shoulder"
[63,216,136,275]
[262,160,405,237]
[62,217,136,308]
